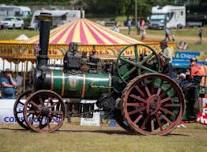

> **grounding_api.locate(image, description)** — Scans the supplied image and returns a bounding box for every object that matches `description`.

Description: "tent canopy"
[15,34,29,41]
[28,18,140,45]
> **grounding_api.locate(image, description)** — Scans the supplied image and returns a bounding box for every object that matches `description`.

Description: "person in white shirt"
[159,41,175,78]
[112,22,120,33]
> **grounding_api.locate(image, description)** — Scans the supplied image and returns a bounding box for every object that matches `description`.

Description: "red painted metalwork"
[122,73,185,135]
[23,90,65,133]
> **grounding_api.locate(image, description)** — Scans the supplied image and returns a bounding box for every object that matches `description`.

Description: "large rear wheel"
[122,73,185,135]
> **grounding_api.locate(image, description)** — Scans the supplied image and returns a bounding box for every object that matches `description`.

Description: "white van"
[148,5,186,29]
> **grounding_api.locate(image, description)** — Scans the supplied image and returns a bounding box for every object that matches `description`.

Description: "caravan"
[148,5,186,29]
[30,9,84,29]
[0,5,31,21]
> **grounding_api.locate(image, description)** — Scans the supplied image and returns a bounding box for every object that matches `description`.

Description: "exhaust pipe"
[37,13,52,68]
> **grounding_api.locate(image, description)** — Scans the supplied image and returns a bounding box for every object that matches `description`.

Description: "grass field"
[0,122,207,152]
[0,29,38,40]
[0,27,207,51]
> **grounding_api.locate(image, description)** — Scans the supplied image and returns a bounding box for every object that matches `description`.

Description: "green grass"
[0,29,38,40]
[0,123,207,152]
[0,27,207,51]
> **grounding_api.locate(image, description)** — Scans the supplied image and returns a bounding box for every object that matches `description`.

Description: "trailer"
[30,9,84,29]
[0,4,31,21]
[148,5,186,29]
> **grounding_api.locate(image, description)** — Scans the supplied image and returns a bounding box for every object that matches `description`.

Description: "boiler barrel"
[36,69,112,99]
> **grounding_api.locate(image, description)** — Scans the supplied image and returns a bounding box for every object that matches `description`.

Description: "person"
[164,27,175,41]
[127,18,132,35]
[183,58,201,122]
[0,69,17,99]
[136,19,140,35]
[139,19,146,40]
[177,41,188,50]
[198,27,203,44]
[16,72,23,95]
[112,22,120,33]
[159,41,174,78]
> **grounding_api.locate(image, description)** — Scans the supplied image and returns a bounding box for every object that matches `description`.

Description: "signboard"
[197,98,207,125]
[175,51,200,60]
[0,99,101,126]
[80,100,100,127]
[0,99,17,124]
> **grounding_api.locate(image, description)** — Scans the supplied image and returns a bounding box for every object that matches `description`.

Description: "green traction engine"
[13,13,185,135]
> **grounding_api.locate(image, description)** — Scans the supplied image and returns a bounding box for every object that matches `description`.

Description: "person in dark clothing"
[198,27,203,44]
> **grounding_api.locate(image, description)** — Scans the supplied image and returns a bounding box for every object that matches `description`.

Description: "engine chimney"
[36,13,52,68]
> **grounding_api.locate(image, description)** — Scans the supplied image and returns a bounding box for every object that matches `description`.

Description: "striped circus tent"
[0,19,175,62]
[28,18,139,45]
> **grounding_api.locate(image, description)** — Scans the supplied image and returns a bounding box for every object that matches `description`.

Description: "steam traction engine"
[13,13,185,135]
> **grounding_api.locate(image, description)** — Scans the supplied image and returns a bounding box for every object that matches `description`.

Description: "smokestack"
[37,13,52,67]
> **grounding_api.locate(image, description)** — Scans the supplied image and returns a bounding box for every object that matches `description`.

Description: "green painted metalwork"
[42,69,111,99]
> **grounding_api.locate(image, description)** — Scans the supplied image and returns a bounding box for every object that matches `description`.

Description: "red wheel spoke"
[134,115,143,124]
[145,86,151,97]
[160,107,174,116]
[155,114,163,131]
[141,115,150,129]
[128,107,145,115]
[157,88,161,95]
[160,97,172,104]
[129,94,147,103]
[161,114,172,124]
[30,101,40,109]
[127,102,144,107]
[163,103,180,108]
[134,86,145,97]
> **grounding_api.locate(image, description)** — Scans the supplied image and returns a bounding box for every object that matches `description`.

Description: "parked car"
[0,17,24,29]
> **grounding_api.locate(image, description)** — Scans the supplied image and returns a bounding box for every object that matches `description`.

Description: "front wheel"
[23,90,65,133]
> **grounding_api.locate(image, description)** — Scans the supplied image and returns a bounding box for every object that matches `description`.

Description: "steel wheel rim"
[23,90,65,133]
[116,44,161,84]
[13,90,32,130]
[122,73,185,135]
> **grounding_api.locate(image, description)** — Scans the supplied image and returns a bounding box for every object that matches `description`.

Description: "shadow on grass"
[0,127,189,137]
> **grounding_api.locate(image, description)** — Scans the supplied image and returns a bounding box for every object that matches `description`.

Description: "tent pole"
[23,62,26,92]
[25,61,28,91]
[3,59,5,71]
[10,62,12,70]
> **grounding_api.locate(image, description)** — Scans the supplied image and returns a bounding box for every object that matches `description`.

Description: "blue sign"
[175,51,200,60]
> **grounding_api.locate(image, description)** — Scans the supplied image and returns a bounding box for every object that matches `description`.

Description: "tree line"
[0,0,203,17]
